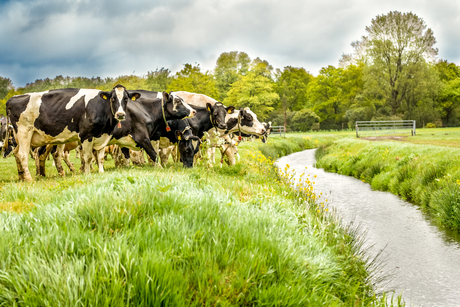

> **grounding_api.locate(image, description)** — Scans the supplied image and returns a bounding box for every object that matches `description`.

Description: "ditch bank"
[278,149,460,307]
[315,137,460,232]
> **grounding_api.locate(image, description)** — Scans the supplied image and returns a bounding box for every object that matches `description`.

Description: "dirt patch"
[360,136,408,141]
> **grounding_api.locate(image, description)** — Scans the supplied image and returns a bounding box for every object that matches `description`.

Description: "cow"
[5,85,140,181]
[103,90,196,167]
[149,98,232,167]
[33,90,196,177]
[173,92,266,166]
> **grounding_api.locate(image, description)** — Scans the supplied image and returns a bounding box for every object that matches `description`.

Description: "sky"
[0,0,459,88]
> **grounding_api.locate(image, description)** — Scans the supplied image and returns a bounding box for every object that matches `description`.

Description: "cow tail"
[2,113,10,153]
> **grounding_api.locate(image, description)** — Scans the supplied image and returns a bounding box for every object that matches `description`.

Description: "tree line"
[1,11,459,131]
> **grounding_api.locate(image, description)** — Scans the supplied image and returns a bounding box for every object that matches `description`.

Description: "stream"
[277,149,460,307]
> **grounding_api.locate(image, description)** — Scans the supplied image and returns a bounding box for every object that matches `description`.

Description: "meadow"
[0,136,395,306]
[315,127,460,232]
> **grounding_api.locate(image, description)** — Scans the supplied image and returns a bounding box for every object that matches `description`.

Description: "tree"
[167,64,218,98]
[224,60,279,120]
[0,77,13,100]
[214,51,251,101]
[291,109,320,131]
[145,68,173,92]
[275,66,313,111]
[435,60,460,126]
[359,11,438,115]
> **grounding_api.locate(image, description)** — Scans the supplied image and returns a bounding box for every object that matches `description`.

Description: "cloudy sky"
[1,0,459,87]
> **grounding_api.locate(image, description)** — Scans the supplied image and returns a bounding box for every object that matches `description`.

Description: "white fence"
[270,126,286,137]
[355,120,416,138]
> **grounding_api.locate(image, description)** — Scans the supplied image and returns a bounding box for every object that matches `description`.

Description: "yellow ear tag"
[207,107,211,111]
[102,95,107,100]
[131,96,136,101]
[235,142,239,146]
[227,110,232,114]
[178,135,182,140]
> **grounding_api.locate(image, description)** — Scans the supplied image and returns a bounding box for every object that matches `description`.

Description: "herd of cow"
[0,85,271,182]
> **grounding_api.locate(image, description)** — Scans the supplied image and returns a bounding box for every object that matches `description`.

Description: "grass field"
[0,137,395,306]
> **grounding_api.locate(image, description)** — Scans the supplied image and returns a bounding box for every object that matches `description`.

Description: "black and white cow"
[5,85,140,181]
[103,90,196,165]
[35,90,196,176]
[151,102,231,167]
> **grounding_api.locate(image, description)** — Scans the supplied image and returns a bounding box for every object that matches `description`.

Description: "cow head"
[176,127,201,168]
[164,92,196,120]
[100,85,140,122]
[224,107,266,136]
[207,102,233,130]
[260,121,272,143]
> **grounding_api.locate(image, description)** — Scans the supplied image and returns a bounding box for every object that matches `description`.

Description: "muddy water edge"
[277,149,460,307]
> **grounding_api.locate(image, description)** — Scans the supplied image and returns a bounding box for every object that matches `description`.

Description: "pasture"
[0,137,392,306]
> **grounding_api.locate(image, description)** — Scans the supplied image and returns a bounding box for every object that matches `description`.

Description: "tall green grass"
[0,138,395,306]
[316,138,460,231]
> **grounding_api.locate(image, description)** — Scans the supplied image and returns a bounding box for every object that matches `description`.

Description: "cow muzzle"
[115,112,126,121]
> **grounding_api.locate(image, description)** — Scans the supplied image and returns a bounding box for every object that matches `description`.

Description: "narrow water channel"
[277,149,460,307]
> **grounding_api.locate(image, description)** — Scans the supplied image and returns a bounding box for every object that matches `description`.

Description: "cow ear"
[163,91,170,101]
[99,91,111,100]
[226,106,235,114]
[206,103,213,112]
[129,92,141,101]
[175,130,182,140]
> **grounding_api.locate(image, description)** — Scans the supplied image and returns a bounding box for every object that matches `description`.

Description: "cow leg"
[222,145,236,166]
[63,150,75,172]
[52,144,65,176]
[95,148,105,173]
[38,145,53,177]
[13,146,25,181]
[147,140,161,167]
[159,146,172,166]
[14,128,34,182]
[81,140,94,175]
[171,145,179,162]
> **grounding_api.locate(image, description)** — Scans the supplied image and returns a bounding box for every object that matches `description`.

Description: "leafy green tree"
[0,77,13,101]
[276,66,313,111]
[224,60,279,120]
[145,68,172,92]
[434,60,460,126]
[214,51,250,101]
[360,11,438,115]
[291,109,320,131]
[167,64,218,98]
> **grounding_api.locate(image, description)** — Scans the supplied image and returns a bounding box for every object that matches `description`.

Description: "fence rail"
[270,125,286,137]
[355,120,416,138]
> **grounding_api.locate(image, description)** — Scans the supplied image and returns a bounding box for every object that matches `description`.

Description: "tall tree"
[354,11,438,115]
[276,66,313,111]
[224,59,279,120]
[167,64,218,98]
[214,51,251,101]
[435,60,460,126]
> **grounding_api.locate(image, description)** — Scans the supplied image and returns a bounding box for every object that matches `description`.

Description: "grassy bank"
[0,137,393,306]
[316,137,460,231]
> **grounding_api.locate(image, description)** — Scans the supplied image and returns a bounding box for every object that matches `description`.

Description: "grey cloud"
[1,0,459,87]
